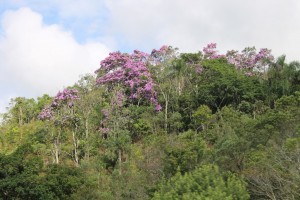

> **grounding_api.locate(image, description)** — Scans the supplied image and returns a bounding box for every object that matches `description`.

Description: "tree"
[73,74,103,160]
[95,49,161,110]
[3,97,39,127]
[266,55,300,107]
[39,88,80,165]
[163,130,208,176]
[0,144,86,199]
[192,105,213,132]
[153,164,249,200]
[244,142,300,200]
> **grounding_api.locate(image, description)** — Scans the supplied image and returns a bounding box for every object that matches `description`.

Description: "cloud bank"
[0,7,110,113]
[106,0,300,60]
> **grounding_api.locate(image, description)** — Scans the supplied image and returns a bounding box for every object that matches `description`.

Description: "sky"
[0,0,300,114]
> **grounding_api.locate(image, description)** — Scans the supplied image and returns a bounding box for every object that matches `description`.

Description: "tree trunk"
[84,118,90,160]
[72,129,79,167]
[118,149,122,175]
[54,136,59,164]
[19,107,23,141]
[18,107,23,125]
[165,99,168,132]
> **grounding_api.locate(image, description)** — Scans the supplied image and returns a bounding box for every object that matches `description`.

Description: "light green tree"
[153,164,249,200]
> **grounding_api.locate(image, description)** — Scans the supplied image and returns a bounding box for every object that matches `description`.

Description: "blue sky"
[1,0,300,114]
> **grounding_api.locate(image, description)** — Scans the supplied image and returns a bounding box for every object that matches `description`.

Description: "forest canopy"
[1,43,300,199]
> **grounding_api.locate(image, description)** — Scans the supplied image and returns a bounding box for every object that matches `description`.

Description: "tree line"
[1,43,300,199]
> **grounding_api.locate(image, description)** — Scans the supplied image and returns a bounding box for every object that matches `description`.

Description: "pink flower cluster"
[203,43,224,59]
[38,88,80,120]
[95,49,162,111]
[111,90,125,107]
[52,89,80,108]
[226,48,256,70]
[99,127,110,134]
[255,48,274,64]
[150,45,177,66]
[195,65,204,74]
[38,106,54,120]
[226,47,274,72]
[202,43,274,74]
[102,108,109,119]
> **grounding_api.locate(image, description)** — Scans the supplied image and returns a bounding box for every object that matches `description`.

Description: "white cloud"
[8,1,299,61]
[3,0,106,18]
[3,0,109,39]
[0,99,8,114]
[105,0,300,61]
[0,7,110,105]
[5,1,300,62]
[0,93,16,114]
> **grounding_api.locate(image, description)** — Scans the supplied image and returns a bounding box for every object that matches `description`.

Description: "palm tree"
[266,55,300,107]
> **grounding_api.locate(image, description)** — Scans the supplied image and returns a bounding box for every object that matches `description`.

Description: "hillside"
[1,43,300,199]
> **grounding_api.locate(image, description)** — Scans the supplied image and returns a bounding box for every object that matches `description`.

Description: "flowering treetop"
[226,47,274,71]
[52,89,80,108]
[202,43,274,74]
[203,43,224,59]
[150,45,177,65]
[95,47,170,111]
[38,88,80,120]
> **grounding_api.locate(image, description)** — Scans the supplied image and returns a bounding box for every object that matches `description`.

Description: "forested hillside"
[1,43,300,199]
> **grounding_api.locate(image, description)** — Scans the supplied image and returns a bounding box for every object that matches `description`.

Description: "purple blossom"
[38,88,80,121]
[203,43,226,59]
[96,52,129,73]
[150,45,177,65]
[95,48,161,109]
[144,82,153,91]
[102,108,109,119]
[51,88,80,108]
[132,50,149,62]
[195,65,204,74]
[99,127,110,134]
[155,104,162,111]
[202,43,274,74]
[255,48,274,69]
[38,106,54,120]
[112,90,125,107]
[225,47,274,73]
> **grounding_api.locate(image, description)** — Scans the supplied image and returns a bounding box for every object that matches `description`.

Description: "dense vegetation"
[1,43,300,199]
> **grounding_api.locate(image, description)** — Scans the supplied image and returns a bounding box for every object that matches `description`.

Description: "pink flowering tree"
[201,43,274,76]
[150,45,177,65]
[95,50,161,111]
[96,46,179,138]
[38,88,79,121]
[96,46,178,171]
[39,88,80,166]
[203,43,224,59]
[226,47,274,76]
[95,49,169,173]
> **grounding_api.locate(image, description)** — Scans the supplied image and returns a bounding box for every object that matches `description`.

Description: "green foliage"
[0,144,85,200]
[192,105,213,132]
[163,131,209,176]
[0,48,300,199]
[243,143,300,199]
[266,56,300,107]
[153,164,249,200]
[43,165,85,199]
